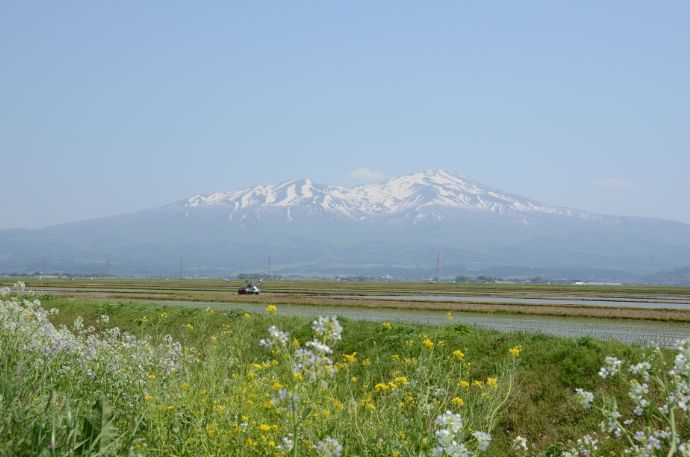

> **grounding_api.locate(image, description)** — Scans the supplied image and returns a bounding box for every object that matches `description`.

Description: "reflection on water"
[338,295,690,310]
[146,299,690,347]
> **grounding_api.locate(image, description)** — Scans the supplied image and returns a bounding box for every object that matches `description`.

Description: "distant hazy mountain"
[2,169,690,280]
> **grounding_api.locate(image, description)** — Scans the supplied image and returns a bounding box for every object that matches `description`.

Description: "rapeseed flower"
[452,349,465,360]
[508,345,523,358]
[343,352,357,363]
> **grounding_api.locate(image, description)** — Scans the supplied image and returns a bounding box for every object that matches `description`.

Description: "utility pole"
[436,250,442,282]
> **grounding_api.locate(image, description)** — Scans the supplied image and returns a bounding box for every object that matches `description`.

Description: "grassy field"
[4,278,690,322]
[4,277,690,297]
[3,287,688,456]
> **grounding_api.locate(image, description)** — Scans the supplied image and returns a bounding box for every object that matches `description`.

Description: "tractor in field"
[237,280,261,295]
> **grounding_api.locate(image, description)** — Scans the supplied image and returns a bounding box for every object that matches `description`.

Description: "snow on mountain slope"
[182,169,598,222]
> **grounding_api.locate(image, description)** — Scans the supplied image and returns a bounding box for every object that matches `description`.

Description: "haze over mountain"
[2,169,689,281]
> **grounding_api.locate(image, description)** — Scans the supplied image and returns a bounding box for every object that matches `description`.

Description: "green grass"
[0,294,670,456]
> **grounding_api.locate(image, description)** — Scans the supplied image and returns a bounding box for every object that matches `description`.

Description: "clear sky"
[1,1,689,228]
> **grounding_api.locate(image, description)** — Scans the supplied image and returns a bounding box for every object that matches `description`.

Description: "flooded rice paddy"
[340,295,690,310]
[146,299,690,347]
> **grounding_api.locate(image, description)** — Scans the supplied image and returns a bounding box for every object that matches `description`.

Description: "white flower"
[259,325,289,350]
[472,431,492,451]
[575,388,594,410]
[435,410,464,434]
[629,361,652,381]
[311,316,343,343]
[512,435,528,451]
[276,436,293,452]
[305,339,333,354]
[315,436,342,457]
[599,356,622,379]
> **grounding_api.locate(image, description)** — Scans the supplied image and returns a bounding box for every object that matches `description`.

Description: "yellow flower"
[509,345,523,358]
[293,372,304,382]
[272,382,284,391]
[393,451,400,457]
[141,316,149,324]
[393,376,408,386]
[185,323,194,331]
[205,306,214,313]
[351,376,359,383]
[382,321,392,330]
[210,335,218,343]
[148,373,156,381]
[343,352,358,364]
[167,405,174,411]
[180,382,190,390]
[375,383,390,393]
[452,349,465,360]
[360,394,376,410]
[265,304,277,314]
[391,354,400,362]
[258,424,271,432]
[446,312,453,320]
[459,380,470,389]
[243,313,251,318]
[422,338,434,350]
[362,358,372,367]
[451,396,464,407]
[144,394,154,402]
[486,377,498,388]
[472,380,484,389]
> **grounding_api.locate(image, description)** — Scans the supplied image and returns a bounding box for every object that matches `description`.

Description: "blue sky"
[1,1,689,228]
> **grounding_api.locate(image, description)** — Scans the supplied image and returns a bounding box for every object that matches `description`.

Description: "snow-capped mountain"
[1,169,689,279]
[181,169,595,223]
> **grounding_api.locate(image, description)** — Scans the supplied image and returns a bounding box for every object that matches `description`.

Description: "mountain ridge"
[1,169,689,279]
[178,169,604,224]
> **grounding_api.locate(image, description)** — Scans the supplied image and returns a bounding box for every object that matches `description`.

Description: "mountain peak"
[181,169,594,222]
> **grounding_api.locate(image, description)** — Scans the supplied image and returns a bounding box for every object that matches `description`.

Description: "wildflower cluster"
[1,294,193,410]
[432,410,492,456]
[567,340,690,456]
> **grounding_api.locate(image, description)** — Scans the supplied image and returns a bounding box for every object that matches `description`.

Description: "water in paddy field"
[146,299,690,347]
[338,295,690,310]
